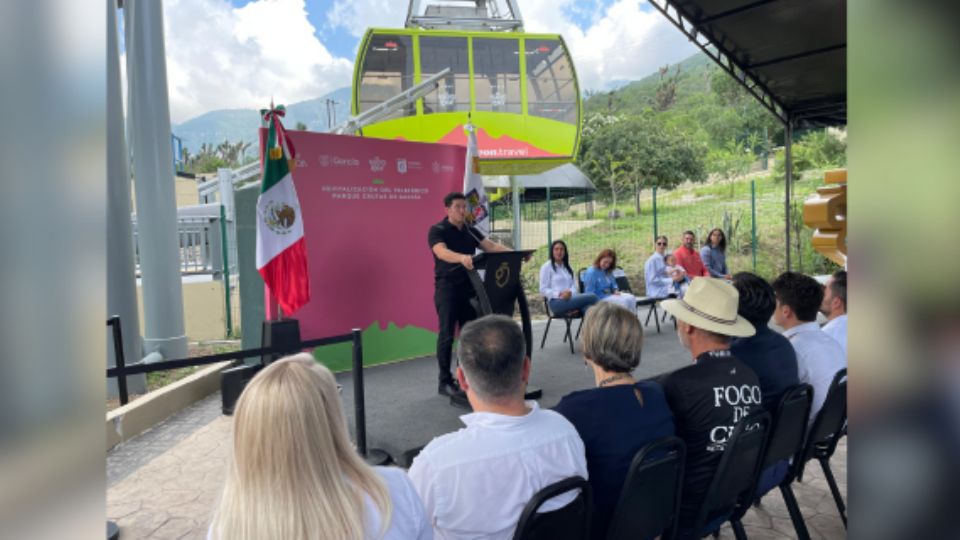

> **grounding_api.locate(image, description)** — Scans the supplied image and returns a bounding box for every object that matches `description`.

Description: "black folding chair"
[611,268,670,333]
[513,476,592,540]
[540,297,584,354]
[690,411,772,540]
[733,384,814,540]
[606,436,686,540]
[797,368,848,527]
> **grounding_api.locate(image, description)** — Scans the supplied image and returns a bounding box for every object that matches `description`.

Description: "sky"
[151,0,697,123]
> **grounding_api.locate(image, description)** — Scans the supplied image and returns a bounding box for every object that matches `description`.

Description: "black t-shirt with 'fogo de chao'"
[427,217,485,287]
[660,349,762,529]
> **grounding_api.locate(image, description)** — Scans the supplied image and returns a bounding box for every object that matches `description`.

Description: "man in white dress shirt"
[772,272,847,424]
[819,270,847,355]
[408,315,588,539]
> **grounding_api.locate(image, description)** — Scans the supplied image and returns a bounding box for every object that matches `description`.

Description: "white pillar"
[217,168,236,220]
[107,0,145,393]
[511,175,522,249]
[124,0,187,360]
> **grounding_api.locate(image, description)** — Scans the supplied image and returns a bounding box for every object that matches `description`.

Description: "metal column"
[124,0,187,360]
[107,0,145,394]
[784,118,793,272]
[511,176,522,249]
[545,187,552,248]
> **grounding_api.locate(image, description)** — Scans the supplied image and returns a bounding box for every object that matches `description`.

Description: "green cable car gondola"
[351,2,581,175]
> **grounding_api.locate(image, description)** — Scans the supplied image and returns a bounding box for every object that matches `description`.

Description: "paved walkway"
[107,321,847,539]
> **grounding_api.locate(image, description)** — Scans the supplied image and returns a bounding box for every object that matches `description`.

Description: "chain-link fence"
[512,171,841,317]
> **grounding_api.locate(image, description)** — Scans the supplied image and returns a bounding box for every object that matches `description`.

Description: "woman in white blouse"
[539,240,599,316]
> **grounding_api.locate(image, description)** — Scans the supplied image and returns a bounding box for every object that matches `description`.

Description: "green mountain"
[584,52,715,115]
[173,87,352,153]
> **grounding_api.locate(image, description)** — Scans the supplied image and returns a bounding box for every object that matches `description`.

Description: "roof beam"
[698,0,780,24]
[746,44,846,69]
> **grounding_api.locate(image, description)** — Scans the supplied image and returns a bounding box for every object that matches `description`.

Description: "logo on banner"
[369,156,386,172]
[260,200,298,235]
[396,158,408,174]
[432,161,454,174]
[318,154,330,167]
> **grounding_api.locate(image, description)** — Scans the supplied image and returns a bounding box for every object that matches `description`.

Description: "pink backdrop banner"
[265,130,465,339]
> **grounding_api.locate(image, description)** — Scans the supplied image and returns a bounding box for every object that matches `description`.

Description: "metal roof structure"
[649,0,846,128]
[486,163,597,202]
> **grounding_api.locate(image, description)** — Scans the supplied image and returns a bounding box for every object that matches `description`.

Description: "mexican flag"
[256,106,310,314]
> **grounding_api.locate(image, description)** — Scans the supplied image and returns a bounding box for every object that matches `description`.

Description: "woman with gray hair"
[554,302,676,539]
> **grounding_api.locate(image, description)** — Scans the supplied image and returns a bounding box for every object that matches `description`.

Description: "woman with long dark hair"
[539,240,599,316]
[700,227,731,279]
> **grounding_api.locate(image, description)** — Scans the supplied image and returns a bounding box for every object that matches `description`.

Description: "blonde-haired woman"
[209,354,432,540]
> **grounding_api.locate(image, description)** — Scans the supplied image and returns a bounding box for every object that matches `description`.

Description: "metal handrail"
[107,316,373,457]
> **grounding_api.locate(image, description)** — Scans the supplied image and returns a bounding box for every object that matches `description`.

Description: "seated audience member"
[583,248,638,313]
[820,270,847,355]
[658,278,760,539]
[730,272,799,411]
[209,354,431,540]
[700,228,732,279]
[408,315,588,539]
[730,272,800,496]
[644,235,677,299]
[772,272,847,424]
[554,302,675,539]
[673,230,710,278]
[539,239,599,315]
[664,253,691,297]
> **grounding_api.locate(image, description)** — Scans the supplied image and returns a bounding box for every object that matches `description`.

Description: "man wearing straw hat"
[659,277,762,539]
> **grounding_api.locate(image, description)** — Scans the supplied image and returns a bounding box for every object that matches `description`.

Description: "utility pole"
[325,99,340,130]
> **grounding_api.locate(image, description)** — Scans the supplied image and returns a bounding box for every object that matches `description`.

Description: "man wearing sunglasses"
[644,235,680,299]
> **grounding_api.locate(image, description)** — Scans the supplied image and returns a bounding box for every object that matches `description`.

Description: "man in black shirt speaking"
[658,278,761,539]
[428,192,513,397]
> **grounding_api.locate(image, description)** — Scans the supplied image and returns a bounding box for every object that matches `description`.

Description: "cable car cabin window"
[524,39,577,124]
[472,38,521,114]
[358,35,415,120]
[420,36,470,114]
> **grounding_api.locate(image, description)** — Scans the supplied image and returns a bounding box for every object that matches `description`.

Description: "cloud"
[160,0,353,123]
[523,0,697,91]
[326,0,406,38]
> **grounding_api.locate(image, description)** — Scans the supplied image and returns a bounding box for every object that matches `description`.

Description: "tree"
[652,64,681,112]
[707,138,754,196]
[581,114,707,215]
[295,121,308,130]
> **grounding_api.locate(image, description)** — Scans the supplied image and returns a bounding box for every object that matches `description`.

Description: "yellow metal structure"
[803,168,847,266]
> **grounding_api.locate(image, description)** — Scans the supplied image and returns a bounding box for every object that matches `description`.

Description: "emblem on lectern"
[495,261,510,288]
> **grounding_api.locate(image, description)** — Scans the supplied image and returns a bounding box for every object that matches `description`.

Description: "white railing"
[133,213,236,276]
